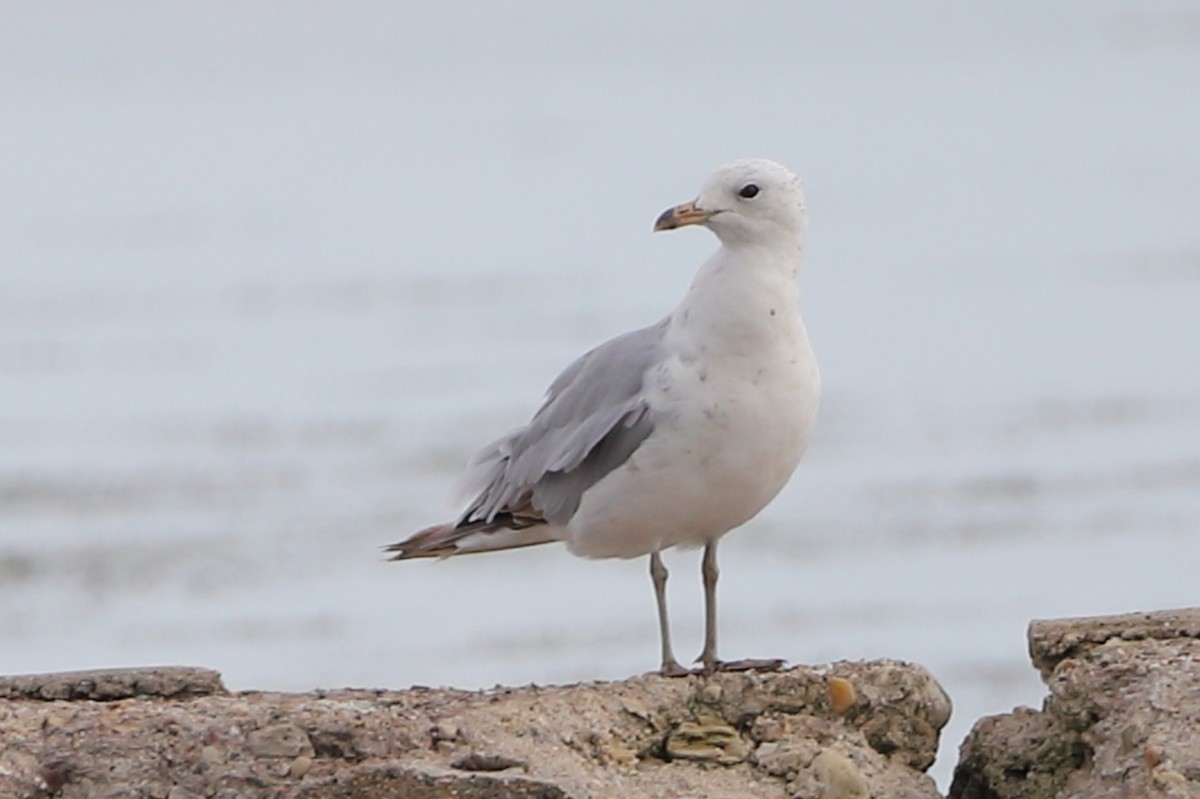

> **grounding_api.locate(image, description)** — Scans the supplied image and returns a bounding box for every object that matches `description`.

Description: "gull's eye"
[738,184,760,199]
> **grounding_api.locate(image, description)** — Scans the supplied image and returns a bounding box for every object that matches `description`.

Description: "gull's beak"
[654,200,717,232]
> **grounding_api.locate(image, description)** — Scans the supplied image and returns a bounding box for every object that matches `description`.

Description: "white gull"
[387,158,820,675]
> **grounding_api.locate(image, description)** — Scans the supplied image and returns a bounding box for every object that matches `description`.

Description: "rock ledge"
[0,659,949,799]
[951,607,1200,799]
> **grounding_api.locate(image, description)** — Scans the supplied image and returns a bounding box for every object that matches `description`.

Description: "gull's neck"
[666,236,806,360]
[717,237,803,279]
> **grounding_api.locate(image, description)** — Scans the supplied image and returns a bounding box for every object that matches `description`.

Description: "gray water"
[3,2,1199,787]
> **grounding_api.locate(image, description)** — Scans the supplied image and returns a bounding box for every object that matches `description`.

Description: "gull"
[386,159,820,675]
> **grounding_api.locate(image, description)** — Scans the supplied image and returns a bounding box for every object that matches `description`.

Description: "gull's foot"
[659,659,693,678]
[696,657,786,674]
[718,658,786,672]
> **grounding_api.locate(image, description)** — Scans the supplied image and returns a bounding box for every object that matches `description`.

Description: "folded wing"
[387,320,665,559]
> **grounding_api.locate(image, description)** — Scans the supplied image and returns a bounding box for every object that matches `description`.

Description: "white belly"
[565,338,819,559]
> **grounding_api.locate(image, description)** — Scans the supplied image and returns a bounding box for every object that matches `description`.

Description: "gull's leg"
[650,552,689,676]
[699,539,786,674]
[699,539,721,672]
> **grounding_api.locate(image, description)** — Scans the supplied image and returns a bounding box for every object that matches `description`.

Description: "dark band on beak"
[654,201,717,231]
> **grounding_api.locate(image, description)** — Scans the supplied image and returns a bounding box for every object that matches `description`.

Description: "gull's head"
[654,158,806,246]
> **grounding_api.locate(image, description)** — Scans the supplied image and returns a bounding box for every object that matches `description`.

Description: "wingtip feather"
[383,522,457,560]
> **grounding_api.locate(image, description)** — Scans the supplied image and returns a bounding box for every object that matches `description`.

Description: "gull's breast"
[564,325,819,560]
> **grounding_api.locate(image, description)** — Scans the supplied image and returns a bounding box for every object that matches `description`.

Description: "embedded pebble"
[813,749,869,799]
[665,721,750,765]
[827,677,856,713]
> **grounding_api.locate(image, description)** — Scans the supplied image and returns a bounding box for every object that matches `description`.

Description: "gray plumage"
[387,319,666,558]
[460,319,666,527]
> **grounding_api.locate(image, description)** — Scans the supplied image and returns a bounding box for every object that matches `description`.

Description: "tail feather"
[385,514,556,560]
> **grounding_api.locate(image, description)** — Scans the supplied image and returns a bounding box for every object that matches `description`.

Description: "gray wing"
[456,319,666,527]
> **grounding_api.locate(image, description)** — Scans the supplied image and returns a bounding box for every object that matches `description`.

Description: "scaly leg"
[699,539,785,674]
[650,552,689,676]
[698,540,721,672]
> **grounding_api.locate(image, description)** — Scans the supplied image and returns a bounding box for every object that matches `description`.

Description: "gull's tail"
[384,514,558,560]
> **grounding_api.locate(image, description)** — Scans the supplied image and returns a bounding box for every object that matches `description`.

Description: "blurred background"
[3,1,1198,787]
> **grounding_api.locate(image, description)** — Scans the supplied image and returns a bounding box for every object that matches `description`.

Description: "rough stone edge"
[0,666,226,701]
[950,607,1200,799]
[1028,607,1200,678]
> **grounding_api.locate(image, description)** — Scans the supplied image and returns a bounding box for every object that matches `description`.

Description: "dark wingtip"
[382,522,457,561]
[382,540,423,561]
